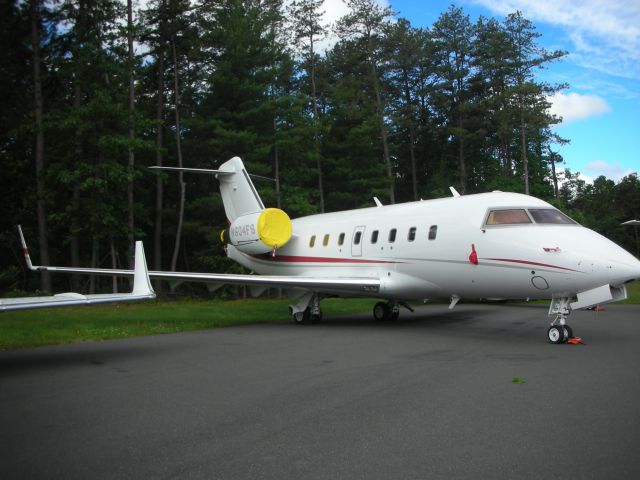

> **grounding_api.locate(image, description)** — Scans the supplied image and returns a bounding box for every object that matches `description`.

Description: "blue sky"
[322,0,640,183]
[390,0,640,182]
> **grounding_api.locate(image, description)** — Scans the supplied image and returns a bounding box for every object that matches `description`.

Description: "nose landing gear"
[547,297,575,344]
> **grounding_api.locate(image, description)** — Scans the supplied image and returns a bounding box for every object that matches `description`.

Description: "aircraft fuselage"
[228,191,640,302]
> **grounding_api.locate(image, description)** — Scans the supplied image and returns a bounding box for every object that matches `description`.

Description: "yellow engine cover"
[257,208,292,249]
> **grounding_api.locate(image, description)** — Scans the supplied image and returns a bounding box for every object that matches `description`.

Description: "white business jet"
[13,156,640,343]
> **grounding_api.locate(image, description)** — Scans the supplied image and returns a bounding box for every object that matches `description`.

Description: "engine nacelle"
[220,208,292,255]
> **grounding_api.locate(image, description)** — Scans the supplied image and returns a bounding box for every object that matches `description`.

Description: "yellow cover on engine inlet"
[257,208,292,248]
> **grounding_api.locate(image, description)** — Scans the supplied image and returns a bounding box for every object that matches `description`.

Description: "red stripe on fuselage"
[482,257,579,272]
[252,254,399,264]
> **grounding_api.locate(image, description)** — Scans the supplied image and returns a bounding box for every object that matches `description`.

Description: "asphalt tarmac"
[1,303,639,479]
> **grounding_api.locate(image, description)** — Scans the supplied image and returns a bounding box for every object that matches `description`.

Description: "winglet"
[17,225,35,270]
[132,241,155,296]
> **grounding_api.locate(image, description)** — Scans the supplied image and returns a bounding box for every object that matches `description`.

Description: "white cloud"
[584,160,635,181]
[291,0,393,52]
[467,0,640,79]
[547,92,610,124]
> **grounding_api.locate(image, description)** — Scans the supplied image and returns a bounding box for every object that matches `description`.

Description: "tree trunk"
[110,237,118,293]
[402,70,418,201]
[30,0,51,293]
[273,116,281,209]
[154,52,165,292]
[310,36,325,213]
[70,82,82,291]
[90,236,98,294]
[519,99,529,195]
[370,61,394,203]
[127,0,135,266]
[551,156,558,199]
[170,37,186,279]
[456,74,466,194]
[458,116,466,194]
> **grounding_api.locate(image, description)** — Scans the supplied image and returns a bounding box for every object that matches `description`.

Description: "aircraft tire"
[293,309,311,325]
[373,302,390,322]
[547,325,565,344]
[563,325,573,340]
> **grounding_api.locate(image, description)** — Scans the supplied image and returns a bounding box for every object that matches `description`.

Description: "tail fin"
[150,156,265,221]
[217,157,265,221]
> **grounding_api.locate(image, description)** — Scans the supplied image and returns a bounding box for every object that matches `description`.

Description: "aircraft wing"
[2,240,155,312]
[16,227,380,296]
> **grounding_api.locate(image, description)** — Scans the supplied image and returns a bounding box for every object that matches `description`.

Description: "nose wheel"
[547,297,575,344]
[547,324,574,344]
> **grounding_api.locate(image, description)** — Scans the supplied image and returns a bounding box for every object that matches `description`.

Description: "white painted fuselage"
[228,191,640,302]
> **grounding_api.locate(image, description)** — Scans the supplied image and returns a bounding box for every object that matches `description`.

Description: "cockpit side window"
[485,209,531,225]
[528,209,576,224]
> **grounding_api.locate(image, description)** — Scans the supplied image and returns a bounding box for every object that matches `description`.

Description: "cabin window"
[388,228,397,243]
[485,209,531,225]
[371,230,379,244]
[528,209,576,225]
[428,225,438,240]
[338,233,345,245]
[408,227,416,242]
[354,231,362,245]
[323,234,330,246]
[309,235,316,247]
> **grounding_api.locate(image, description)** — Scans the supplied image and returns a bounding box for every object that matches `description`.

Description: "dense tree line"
[1,0,638,294]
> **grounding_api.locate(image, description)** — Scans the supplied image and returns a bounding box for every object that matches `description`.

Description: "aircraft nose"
[609,252,640,285]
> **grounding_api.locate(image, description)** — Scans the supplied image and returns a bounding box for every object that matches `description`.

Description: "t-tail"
[151,156,293,255]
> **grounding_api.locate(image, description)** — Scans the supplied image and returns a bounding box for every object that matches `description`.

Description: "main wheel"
[293,309,311,325]
[373,302,390,322]
[547,325,565,344]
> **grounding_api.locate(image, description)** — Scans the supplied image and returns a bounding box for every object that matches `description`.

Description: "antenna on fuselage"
[449,186,461,198]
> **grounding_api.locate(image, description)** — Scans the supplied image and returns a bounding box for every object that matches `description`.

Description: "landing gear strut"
[373,301,400,322]
[547,297,575,344]
[291,293,322,325]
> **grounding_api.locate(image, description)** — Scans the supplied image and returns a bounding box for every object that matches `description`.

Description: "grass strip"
[1,282,638,351]
[0,298,374,351]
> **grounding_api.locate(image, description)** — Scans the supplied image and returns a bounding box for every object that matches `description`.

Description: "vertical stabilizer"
[217,157,265,221]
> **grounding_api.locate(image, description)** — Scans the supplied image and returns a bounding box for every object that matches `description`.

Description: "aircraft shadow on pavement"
[0,343,169,374]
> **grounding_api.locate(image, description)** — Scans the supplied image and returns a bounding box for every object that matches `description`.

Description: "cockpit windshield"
[485,209,531,225]
[527,209,576,224]
[484,208,576,227]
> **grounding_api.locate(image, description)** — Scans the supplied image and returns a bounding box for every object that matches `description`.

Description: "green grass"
[0,298,374,351]
[620,281,640,304]
[2,282,638,351]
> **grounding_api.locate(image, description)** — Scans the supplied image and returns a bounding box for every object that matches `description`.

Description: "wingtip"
[16,225,35,270]
[132,241,155,297]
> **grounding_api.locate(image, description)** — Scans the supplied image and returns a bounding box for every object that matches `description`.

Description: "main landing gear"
[373,301,400,322]
[290,293,322,325]
[547,297,575,344]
